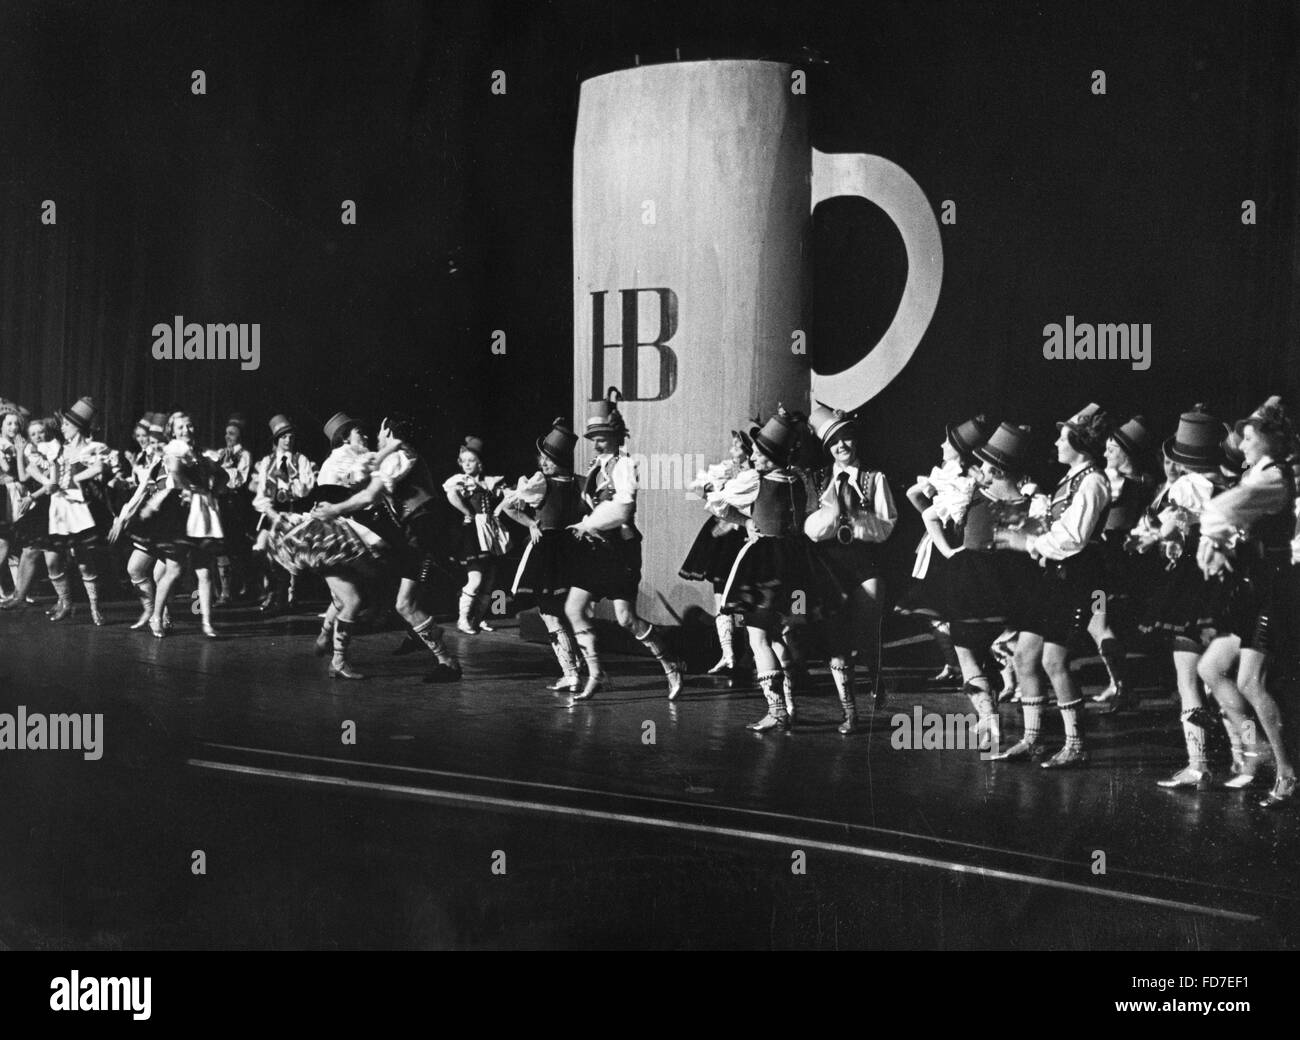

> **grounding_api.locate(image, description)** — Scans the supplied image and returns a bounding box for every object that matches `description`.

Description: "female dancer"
[261,413,388,680]
[992,404,1113,768]
[205,414,255,605]
[897,415,991,683]
[443,437,508,634]
[1089,416,1157,712]
[805,405,898,720]
[109,414,171,629]
[252,414,316,614]
[499,419,587,691]
[924,423,1040,749]
[3,404,111,623]
[1197,396,1298,808]
[137,411,226,638]
[0,403,27,597]
[1,417,59,612]
[564,389,683,701]
[717,407,844,731]
[44,398,114,624]
[1131,406,1227,788]
[679,429,754,676]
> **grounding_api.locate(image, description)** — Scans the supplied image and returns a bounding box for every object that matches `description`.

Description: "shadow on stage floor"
[0,598,1297,949]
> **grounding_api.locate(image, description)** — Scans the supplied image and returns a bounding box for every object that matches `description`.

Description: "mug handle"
[809,148,944,410]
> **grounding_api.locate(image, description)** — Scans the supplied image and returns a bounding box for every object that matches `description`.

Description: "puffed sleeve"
[505,471,548,509]
[442,473,467,495]
[379,449,415,496]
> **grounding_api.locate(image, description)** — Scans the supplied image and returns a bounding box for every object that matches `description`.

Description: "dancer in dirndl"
[925,423,1041,750]
[897,414,992,683]
[678,429,754,677]
[499,419,587,691]
[718,407,845,731]
[443,437,508,634]
[1088,415,1157,713]
[136,411,227,638]
[564,389,684,701]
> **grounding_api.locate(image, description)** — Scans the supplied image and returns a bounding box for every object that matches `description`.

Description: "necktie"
[836,471,853,521]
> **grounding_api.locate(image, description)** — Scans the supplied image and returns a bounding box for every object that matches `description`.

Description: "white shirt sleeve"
[1200,461,1290,546]
[1029,471,1109,560]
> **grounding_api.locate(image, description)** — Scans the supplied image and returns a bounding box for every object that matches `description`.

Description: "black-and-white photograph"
[1,0,1297,975]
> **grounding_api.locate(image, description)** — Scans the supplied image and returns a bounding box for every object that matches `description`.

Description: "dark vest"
[584,455,628,505]
[963,491,1029,550]
[390,451,437,523]
[751,472,807,537]
[535,475,585,530]
[1048,465,1108,541]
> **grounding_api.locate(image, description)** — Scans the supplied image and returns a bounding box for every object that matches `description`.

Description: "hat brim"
[1111,430,1148,459]
[819,418,858,447]
[55,410,92,432]
[973,443,1026,473]
[536,436,574,465]
[749,427,789,464]
[1162,435,1223,472]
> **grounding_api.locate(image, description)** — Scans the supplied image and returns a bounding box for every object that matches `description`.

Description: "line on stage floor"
[187,754,1262,925]
[197,741,1284,905]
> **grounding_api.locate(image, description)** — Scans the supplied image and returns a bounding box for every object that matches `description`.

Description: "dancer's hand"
[994,528,1030,553]
[567,522,595,541]
[529,523,543,545]
[313,503,339,521]
[108,516,125,545]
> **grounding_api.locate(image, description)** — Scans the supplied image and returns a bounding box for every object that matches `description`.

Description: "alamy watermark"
[151,315,261,371]
[1042,316,1151,371]
[0,706,103,760]
[891,706,997,756]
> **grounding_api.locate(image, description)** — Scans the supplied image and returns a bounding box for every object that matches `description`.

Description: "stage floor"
[1,598,1297,949]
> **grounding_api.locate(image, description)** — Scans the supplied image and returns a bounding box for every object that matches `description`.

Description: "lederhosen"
[808,466,885,584]
[720,472,846,634]
[12,448,54,550]
[1217,461,1295,655]
[568,455,642,603]
[1011,466,1109,646]
[383,451,445,584]
[512,474,585,599]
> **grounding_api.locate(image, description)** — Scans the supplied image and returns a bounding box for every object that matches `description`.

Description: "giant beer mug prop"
[573,60,942,623]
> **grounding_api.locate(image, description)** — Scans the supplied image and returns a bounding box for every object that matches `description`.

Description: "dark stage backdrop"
[1,0,1297,600]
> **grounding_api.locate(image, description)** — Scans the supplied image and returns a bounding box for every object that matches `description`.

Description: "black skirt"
[568,529,642,603]
[721,535,848,632]
[130,489,223,560]
[944,548,1038,625]
[512,529,573,600]
[678,516,747,592]
[11,495,51,550]
[1139,549,1221,642]
[215,491,257,553]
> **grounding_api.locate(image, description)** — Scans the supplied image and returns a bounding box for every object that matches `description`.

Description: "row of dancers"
[2,391,1298,808]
